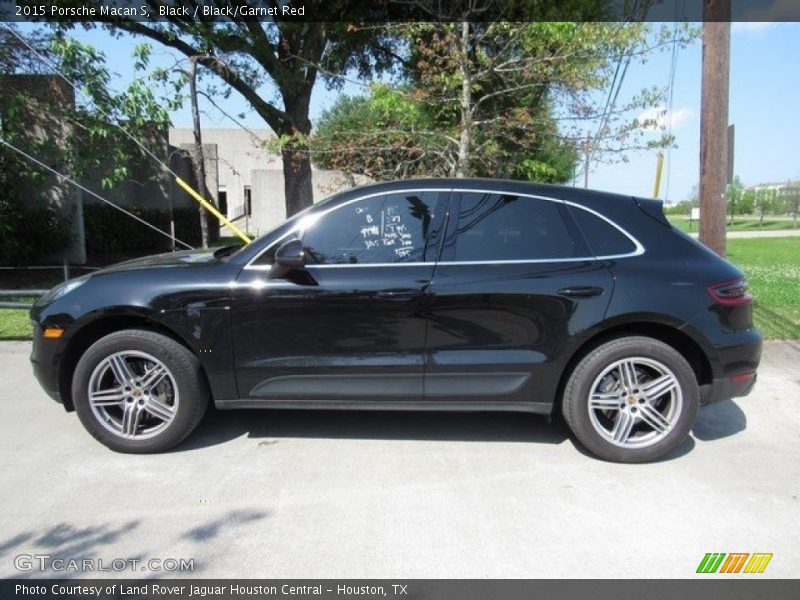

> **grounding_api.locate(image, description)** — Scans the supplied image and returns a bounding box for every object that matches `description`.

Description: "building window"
[244,186,252,216]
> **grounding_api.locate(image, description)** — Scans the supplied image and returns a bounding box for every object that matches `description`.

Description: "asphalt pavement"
[0,340,797,579]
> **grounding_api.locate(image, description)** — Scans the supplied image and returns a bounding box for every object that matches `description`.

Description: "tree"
[784,183,800,229]
[754,187,779,225]
[726,175,744,225]
[46,37,180,189]
[313,20,694,182]
[313,83,577,183]
[56,4,397,217]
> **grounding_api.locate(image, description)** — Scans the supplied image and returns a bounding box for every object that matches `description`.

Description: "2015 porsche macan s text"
[30,179,761,462]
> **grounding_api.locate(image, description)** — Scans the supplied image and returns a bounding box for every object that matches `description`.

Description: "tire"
[72,329,209,453]
[562,336,699,463]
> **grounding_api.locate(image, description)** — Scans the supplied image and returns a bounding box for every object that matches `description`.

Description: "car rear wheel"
[72,329,208,453]
[562,336,699,463]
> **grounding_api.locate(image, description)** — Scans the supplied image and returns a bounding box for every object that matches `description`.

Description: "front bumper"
[30,322,66,406]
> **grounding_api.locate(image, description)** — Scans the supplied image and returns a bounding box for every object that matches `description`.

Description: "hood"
[97,249,220,274]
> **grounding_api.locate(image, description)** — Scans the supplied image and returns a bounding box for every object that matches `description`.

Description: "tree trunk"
[278,91,315,217]
[455,21,472,178]
[282,144,314,217]
[189,58,211,249]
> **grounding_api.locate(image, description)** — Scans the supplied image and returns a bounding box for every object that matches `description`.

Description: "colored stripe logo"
[697,552,773,574]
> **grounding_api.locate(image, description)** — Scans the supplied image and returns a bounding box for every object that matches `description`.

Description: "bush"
[0,194,73,266]
[82,204,202,256]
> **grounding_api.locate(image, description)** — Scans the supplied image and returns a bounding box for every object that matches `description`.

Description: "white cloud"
[732,22,778,37]
[637,106,694,131]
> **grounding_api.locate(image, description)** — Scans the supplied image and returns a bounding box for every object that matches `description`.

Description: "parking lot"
[0,340,797,579]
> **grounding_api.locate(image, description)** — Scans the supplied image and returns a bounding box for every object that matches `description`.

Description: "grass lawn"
[1,238,798,341]
[727,237,800,340]
[668,215,798,233]
[0,300,34,340]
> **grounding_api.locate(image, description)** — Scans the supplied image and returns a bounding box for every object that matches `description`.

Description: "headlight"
[37,276,89,306]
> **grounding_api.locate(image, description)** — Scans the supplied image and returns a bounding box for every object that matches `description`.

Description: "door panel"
[233,266,434,400]
[232,190,448,402]
[423,191,614,406]
[424,261,613,404]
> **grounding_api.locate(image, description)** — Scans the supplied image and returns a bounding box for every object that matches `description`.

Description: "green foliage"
[0,192,73,266]
[727,175,749,222]
[48,36,182,190]
[82,205,201,256]
[0,139,72,265]
[313,84,577,183]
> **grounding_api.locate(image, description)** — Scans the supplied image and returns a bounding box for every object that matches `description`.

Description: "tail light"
[707,278,752,306]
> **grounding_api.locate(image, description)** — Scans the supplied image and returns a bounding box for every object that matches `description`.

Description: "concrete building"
[169,127,364,237]
[0,75,86,264]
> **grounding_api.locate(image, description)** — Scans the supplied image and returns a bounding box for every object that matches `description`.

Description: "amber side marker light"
[43,327,64,339]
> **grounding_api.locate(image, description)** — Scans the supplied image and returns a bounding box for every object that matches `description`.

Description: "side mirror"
[270,239,306,279]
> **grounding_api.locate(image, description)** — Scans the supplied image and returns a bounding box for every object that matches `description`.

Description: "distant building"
[747,181,799,194]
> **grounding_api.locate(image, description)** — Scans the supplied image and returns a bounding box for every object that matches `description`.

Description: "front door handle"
[557,286,604,298]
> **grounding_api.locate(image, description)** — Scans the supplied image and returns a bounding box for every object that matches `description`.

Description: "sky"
[20,21,800,204]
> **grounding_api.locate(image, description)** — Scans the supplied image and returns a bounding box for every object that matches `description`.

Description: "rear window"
[453,192,582,261]
[567,206,637,257]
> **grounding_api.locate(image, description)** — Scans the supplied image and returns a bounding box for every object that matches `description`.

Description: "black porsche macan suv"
[30,179,761,462]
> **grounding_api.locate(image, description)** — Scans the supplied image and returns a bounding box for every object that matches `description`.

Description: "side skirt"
[215,399,553,414]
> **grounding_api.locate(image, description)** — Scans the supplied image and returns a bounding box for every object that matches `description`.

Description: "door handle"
[557,286,604,298]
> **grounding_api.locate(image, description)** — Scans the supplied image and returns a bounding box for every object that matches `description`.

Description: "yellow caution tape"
[175,176,251,245]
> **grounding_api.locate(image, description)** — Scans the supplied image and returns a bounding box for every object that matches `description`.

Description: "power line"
[0,137,194,250]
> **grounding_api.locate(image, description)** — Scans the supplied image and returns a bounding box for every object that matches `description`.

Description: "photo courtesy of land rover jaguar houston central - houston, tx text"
[29,179,761,462]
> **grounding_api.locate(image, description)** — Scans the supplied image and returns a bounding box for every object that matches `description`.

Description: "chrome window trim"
[243,187,645,270]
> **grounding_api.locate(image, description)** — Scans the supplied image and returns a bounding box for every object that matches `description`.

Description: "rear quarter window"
[567,205,637,257]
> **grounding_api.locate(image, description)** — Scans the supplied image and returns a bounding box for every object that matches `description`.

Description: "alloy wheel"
[587,356,683,448]
[87,350,179,440]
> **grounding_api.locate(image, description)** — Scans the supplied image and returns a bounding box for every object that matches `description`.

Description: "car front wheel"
[72,329,208,453]
[562,336,699,463]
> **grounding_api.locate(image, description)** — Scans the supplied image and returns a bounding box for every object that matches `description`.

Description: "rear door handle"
[557,286,604,298]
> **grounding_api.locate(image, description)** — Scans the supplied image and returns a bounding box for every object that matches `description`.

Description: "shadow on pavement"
[692,399,747,441]
[176,407,570,451]
[0,510,269,579]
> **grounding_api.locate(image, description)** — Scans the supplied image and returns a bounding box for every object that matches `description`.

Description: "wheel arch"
[58,312,207,412]
[553,319,713,414]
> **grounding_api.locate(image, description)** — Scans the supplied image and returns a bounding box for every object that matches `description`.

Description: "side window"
[567,205,637,257]
[453,192,581,261]
[302,192,436,265]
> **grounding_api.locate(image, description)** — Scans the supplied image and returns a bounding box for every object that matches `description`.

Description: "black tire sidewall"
[563,336,699,463]
[72,329,207,453]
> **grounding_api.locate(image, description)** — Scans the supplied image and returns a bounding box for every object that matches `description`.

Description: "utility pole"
[188,56,211,249]
[698,0,731,256]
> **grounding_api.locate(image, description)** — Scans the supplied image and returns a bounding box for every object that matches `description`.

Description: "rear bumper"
[699,328,762,405]
[30,322,66,406]
[700,372,757,405]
